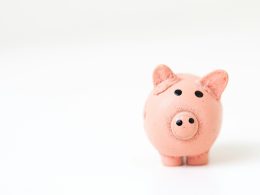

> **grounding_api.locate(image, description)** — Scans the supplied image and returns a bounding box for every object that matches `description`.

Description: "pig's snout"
[171,112,198,140]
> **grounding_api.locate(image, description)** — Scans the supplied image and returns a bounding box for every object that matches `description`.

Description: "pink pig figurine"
[144,65,228,166]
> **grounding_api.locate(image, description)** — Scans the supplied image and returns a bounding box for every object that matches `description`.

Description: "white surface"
[0,0,260,194]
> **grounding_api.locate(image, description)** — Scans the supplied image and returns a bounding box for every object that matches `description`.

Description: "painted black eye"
[174,89,182,96]
[195,90,203,98]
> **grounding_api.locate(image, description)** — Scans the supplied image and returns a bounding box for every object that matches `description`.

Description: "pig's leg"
[160,155,183,166]
[187,151,209,166]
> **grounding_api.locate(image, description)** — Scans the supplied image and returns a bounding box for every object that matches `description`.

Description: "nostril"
[189,118,194,124]
[176,120,183,126]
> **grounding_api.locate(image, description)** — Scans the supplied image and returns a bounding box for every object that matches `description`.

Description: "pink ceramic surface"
[144,65,228,166]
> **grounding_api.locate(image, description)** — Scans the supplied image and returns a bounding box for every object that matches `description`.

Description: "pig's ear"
[153,64,179,86]
[153,64,179,95]
[200,70,228,100]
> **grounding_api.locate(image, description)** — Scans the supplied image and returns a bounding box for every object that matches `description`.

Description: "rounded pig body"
[144,65,228,166]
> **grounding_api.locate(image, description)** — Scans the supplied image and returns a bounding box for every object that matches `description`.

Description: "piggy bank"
[144,65,228,166]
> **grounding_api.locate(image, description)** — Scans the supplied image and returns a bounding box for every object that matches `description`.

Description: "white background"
[0,0,260,194]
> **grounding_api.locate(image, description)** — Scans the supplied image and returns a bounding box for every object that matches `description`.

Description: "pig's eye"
[195,90,203,98]
[174,89,182,96]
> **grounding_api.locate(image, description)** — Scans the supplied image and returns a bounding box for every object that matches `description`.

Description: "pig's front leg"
[187,151,209,166]
[160,154,183,166]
